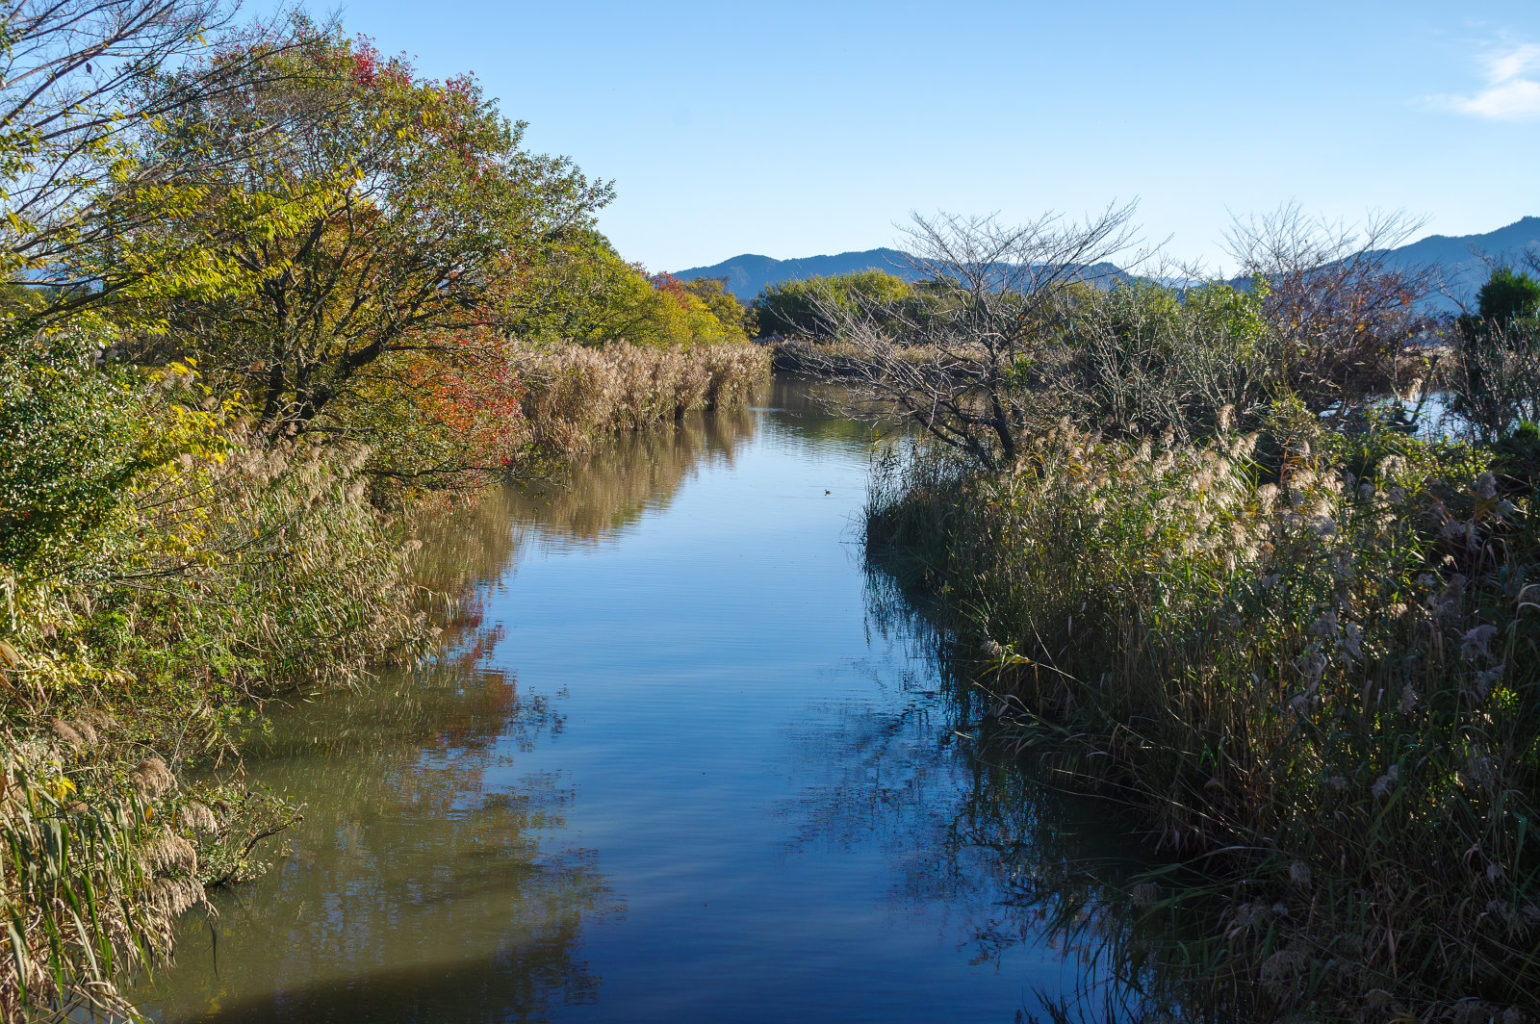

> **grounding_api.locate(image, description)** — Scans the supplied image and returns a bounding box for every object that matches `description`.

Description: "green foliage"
[0,332,227,577]
[0,6,337,344]
[680,277,753,337]
[1044,281,1291,440]
[1477,266,1540,327]
[1491,419,1540,495]
[752,270,914,339]
[509,234,749,348]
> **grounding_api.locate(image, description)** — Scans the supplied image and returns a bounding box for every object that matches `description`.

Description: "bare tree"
[1223,204,1437,407]
[795,203,1140,469]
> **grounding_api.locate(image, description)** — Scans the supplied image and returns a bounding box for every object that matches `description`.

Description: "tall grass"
[511,341,768,462]
[868,419,1540,1020]
[2,427,435,1021]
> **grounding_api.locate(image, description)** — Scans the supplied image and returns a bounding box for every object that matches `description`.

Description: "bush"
[1452,317,1540,442]
[1478,267,1540,326]
[751,270,914,340]
[1042,281,1289,440]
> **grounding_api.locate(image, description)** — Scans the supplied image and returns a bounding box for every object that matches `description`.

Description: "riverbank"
[0,340,768,1022]
[864,416,1539,1021]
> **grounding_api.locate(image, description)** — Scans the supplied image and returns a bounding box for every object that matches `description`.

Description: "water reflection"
[134,377,1184,1024]
[506,402,759,549]
[844,565,1290,1023]
[759,376,906,456]
[775,568,1162,1020]
[137,485,622,1023]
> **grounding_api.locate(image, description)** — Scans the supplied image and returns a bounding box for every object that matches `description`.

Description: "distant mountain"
[1370,216,1540,313]
[672,248,913,300]
[673,247,1131,300]
[674,217,1540,310]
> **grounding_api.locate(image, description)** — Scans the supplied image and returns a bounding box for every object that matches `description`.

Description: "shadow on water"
[167,922,598,1024]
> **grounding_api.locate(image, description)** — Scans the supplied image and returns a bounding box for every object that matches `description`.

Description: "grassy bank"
[0,339,767,1021]
[867,411,1539,1021]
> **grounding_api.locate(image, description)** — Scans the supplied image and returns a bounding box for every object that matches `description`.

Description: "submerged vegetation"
[0,4,763,1019]
[828,209,1540,1019]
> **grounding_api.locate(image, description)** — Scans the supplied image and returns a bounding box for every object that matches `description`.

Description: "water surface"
[137,378,1136,1023]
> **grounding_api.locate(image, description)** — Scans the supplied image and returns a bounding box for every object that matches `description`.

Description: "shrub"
[1478,267,1540,327]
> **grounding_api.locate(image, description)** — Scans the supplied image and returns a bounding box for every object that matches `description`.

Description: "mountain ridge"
[674,217,1540,310]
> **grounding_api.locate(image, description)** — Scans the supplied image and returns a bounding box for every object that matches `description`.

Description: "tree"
[116,28,613,440]
[1477,266,1540,327]
[752,269,912,339]
[679,276,752,337]
[1222,204,1435,407]
[504,233,748,348]
[0,1,325,335]
[796,205,1139,469]
[646,272,751,345]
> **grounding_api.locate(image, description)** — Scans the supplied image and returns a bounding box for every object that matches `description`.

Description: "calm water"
[134,378,1139,1024]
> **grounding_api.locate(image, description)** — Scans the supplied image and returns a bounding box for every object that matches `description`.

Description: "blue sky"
[314,0,1537,274]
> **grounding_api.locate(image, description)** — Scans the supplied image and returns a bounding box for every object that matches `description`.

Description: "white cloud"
[1488,43,1540,80]
[1454,77,1540,119]
[1442,42,1540,119]
[1435,40,1540,119]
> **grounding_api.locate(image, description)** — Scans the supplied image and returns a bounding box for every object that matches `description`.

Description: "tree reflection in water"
[137,653,614,1023]
[137,397,780,1024]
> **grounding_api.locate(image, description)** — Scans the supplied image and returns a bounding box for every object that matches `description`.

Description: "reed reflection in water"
[505,400,759,550]
[764,565,1169,1022]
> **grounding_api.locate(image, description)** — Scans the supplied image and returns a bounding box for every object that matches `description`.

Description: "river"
[132,377,1144,1024]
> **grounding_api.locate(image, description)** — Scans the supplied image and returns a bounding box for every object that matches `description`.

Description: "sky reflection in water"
[136,378,1139,1024]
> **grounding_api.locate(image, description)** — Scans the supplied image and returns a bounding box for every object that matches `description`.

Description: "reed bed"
[868,417,1540,1021]
[512,341,768,462]
[1,426,435,1021]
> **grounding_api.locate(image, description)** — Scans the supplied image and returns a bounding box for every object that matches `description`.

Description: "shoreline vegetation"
[0,7,765,1019]
[767,211,1540,1020]
[1,339,768,1021]
[4,2,1538,1022]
